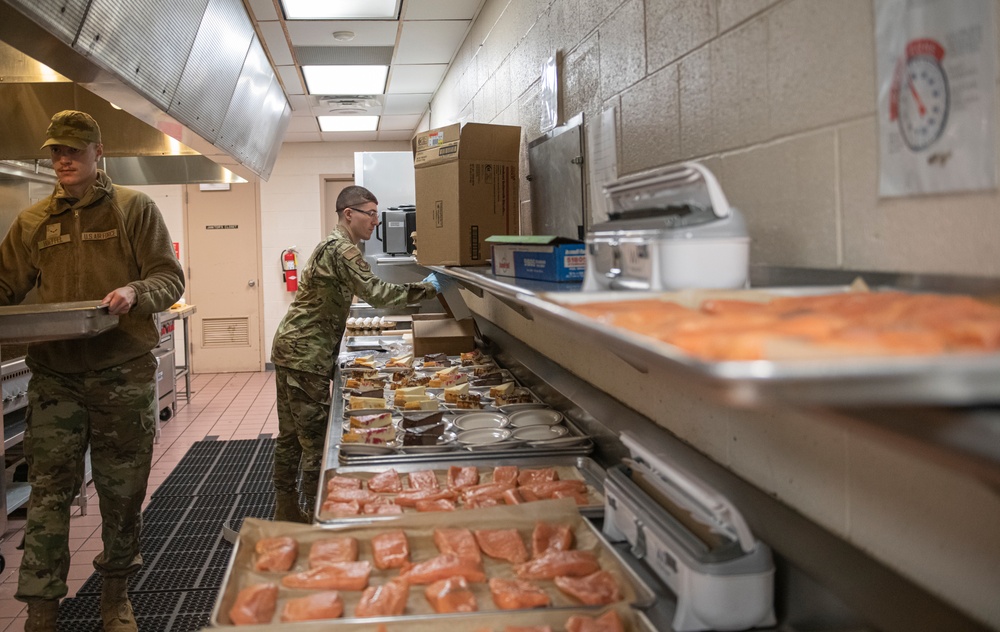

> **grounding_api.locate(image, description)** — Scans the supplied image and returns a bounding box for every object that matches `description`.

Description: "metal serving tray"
[0,300,119,344]
[202,602,654,631]
[518,289,1000,406]
[211,500,656,626]
[318,455,607,523]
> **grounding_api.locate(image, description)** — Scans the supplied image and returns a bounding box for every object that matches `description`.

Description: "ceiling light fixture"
[332,31,355,42]
[318,116,379,132]
[281,0,399,19]
[303,65,388,95]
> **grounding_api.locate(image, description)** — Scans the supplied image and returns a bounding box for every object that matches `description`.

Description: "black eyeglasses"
[346,207,379,221]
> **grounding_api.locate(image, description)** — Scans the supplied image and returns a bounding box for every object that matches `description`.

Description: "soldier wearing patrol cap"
[0,110,185,632]
[270,185,446,522]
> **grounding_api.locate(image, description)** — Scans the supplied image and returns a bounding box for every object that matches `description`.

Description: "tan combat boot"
[274,491,309,523]
[25,600,58,632]
[101,577,137,632]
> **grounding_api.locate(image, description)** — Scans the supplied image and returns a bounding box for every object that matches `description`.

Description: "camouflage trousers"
[273,365,331,503]
[16,353,157,603]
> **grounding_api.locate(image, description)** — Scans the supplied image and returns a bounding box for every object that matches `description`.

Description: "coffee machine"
[377,205,417,255]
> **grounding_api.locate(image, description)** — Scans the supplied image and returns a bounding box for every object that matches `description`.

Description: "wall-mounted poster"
[876,0,997,196]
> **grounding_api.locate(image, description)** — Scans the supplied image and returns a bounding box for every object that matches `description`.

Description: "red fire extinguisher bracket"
[281,248,299,292]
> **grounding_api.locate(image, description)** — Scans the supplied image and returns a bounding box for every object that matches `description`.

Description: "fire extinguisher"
[281,248,298,292]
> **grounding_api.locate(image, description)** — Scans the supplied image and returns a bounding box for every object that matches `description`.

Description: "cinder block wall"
[426,0,1000,276]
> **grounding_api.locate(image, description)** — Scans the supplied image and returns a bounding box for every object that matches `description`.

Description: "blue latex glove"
[422,272,443,293]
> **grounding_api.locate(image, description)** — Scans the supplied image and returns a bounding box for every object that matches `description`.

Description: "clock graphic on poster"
[892,39,949,152]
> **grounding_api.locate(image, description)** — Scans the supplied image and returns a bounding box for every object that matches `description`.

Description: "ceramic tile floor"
[0,370,279,631]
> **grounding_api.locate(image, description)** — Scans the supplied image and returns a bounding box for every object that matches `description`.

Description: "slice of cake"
[350,355,377,368]
[386,353,414,368]
[400,410,445,430]
[428,366,468,388]
[443,382,470,403]
[350,388,384,399]
[393,385,427,406]
[460,349,486,365]
[489,381,515,399]
[422,352,450,367]
[494,387,534,406]
[342,425,396,445]
[403,399,439,411]
[349,411,393,429]
[471,372,504,387]
[454,393,484,409]
[349,396,387,410]
[401,421,449,446]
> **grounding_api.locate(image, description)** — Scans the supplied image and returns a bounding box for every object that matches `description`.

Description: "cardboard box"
[411,314,476,356]
[487,235,586,282]
[412,123,521,266]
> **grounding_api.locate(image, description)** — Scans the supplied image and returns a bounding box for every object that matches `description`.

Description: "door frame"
[320,173,355,236]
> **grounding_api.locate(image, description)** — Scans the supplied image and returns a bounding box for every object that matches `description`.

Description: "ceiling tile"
[258,21,294,66]
[386,64,447,94]
[287,94,312,111]
[282,131,323,142]
[285,116,320,132]
[380,114,423,130]
[285,20,399,47]
[276,65,304,94]
[247,0,280,21]
[383,93,433,114]
[378,130,416,141]
[403,0,482,21]
[395,21,470,64]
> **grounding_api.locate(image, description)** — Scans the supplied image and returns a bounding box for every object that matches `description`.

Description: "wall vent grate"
[202,317,250,348]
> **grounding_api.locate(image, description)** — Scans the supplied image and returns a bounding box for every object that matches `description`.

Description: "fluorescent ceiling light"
[281,0,399,19]
[318,116,380,132]
[303,65,388,95]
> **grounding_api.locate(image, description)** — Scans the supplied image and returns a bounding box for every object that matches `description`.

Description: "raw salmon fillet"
[514,550,600,580]
[502,488,524,505]
[321,500,360,516]
[309,537,359,567]
[367,468,403,493]
[517,468,558,486]
[488,577,551,610]
[565,609,625,632]
[254,537,298,572]
[325,487,382,506]
[552,489,590,505]
[433,528,482,563]
[399,553,486,584]
[394,488,457,507]
[355,579,410,617]
[281,561,372,591]
[415,498,456,512]
[519,480,587,500]
[280,591,344,621]
[371,529,410,569]
[465,495,502,509]
[531,522,574,558]
[461,482,516,506]
[473,529,528,564]
[364,502,403,515]
[492,465,519,486]
[504,627,553,632]
[408,470,440,490]
[448,465,480,489]
[327,476,362,490]
[425,576,479,613]
[554,570,622,605]
[229,583,278,625]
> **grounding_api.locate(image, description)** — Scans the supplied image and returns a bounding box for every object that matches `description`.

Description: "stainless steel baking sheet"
[203,602,654,631]
[318,456,607,523]
[0,301,119,344]
[520,289,1000,406]
[211,500,656,626]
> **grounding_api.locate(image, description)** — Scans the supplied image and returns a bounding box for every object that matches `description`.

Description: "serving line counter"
[401,265,998,632]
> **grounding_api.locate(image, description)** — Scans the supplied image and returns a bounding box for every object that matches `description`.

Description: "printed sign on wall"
[876,0,997,196]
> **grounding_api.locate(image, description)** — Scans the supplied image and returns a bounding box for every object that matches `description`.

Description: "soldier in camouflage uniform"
[270,185,441,522]
[0,111,185,632]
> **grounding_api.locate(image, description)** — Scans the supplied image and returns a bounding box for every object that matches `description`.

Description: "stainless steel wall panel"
[217,36,271,164]
[171,0,253,143]
[2,0,89,46]
[244,76,289,177]
[77,0,210,110]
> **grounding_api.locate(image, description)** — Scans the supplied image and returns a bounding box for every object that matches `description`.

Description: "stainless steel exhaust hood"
[0,0,291,183]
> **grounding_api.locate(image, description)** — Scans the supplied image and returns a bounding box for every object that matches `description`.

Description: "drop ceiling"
[247,0,485,143]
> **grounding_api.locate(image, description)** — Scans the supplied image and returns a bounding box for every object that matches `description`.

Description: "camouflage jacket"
[0,170,185,373]
[271,225,437,377]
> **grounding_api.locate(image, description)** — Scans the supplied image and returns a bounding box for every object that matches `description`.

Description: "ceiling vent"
[313,95,383,114]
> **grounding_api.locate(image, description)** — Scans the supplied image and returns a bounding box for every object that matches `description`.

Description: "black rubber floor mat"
[62,439,276,628]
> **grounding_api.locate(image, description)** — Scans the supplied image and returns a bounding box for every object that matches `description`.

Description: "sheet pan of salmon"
[317,458,607,523]
[212,500,655,626]
[206,601,654,631]
[518,286,1000,405]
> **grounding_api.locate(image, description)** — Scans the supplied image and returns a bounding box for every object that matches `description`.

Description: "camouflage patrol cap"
[41,110,102,150]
